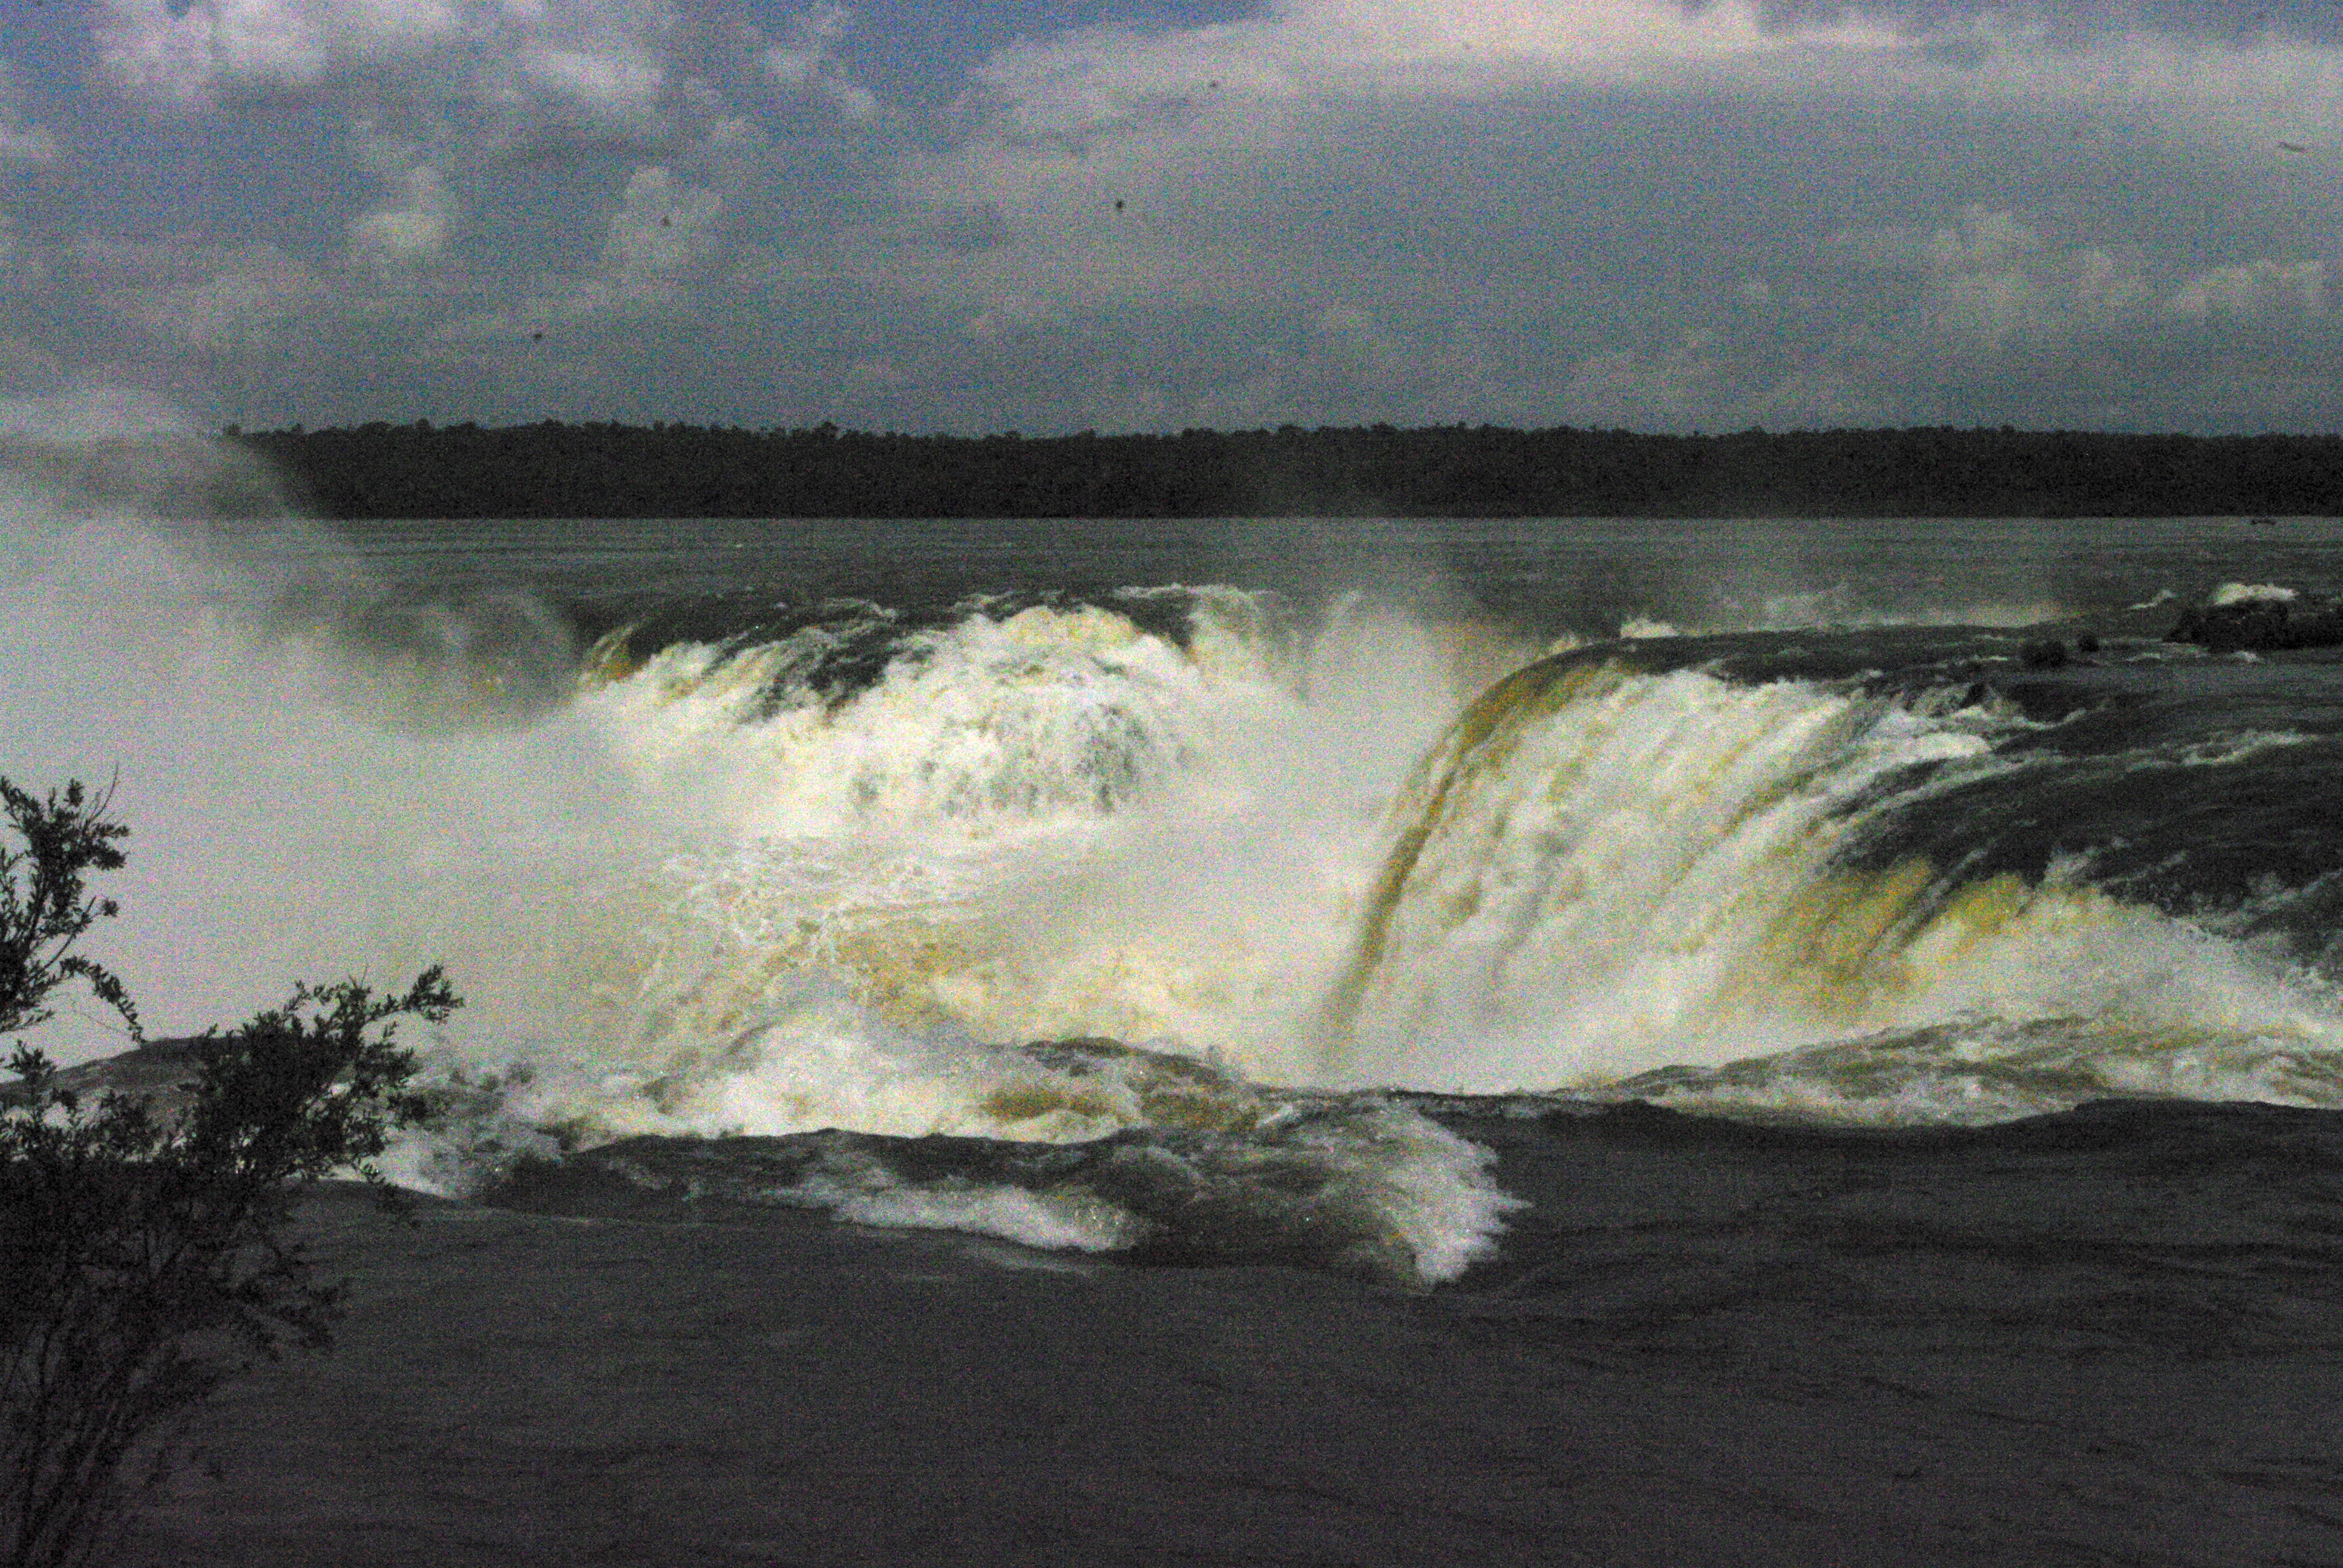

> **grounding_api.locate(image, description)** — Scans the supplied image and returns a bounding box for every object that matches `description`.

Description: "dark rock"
[2018,638,2068,669]
[2074,633,2101,655]
[2167,590,2343,652]
[1,1038,205,1119]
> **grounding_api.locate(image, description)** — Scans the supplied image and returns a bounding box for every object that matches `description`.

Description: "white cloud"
[434,162,721,341]
[948,0,2343,174]
[762,4,877,121]
[0,386,200,440]
[0,64,60,166]
[1918,210,2051,351]
[1823,207,2152,355]
[516,41,668,118]
[97,0,468,108]
[96,0,692,137]
[603,164,722,283]
[1283,0,1901,76]
[843,355,909,390]
[116,246,333,353]
[1565,332,1726,425]
[1740,364,1894,429]
[2166,258,2330,321]
[880,0,2340,356]
[40,0,2343,433]
[348,163,454,269]
[90,0,896,152]
[0,125,55,168]
[963,0,1910,136]
[0,335,65,400]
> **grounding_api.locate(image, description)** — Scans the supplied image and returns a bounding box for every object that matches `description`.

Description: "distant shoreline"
[219,421,2343,521]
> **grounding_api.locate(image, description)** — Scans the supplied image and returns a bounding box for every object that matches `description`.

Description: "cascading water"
[1323,652,2343,1118]
[13,446,2343,1280]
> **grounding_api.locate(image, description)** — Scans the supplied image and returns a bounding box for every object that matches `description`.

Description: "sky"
[0,1,2338,435]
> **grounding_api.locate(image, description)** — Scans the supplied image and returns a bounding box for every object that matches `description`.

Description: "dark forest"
[226,421,2343,519]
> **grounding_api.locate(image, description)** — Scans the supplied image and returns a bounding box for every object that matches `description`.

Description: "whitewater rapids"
[10,469,2343,1284]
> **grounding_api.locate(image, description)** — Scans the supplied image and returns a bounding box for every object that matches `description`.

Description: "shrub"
[1,778,456,1567]
[0,779,137,1046]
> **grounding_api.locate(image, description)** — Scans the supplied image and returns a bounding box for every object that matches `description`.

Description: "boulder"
[2167,587,2343,652]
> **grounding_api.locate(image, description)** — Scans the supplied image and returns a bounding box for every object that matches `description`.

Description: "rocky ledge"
[1,1038,205,1118]
[2167,586,2343,652]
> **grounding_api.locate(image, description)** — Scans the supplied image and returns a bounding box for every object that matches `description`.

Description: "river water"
[9,487,2342,1284]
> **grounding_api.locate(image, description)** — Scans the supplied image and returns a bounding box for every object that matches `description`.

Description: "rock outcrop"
[2167,586,2343,652]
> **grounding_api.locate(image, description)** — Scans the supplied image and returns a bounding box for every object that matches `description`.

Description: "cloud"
[2167,258,2330,322]
[93,0,891,153]
[0,334,66,401]
[95,0,723,149]
[30,0,2342,435]
[1291,0,1904,77]
[814,0,2337,425]
[1763,2,2343,49]
[0,62,60,166]
[348,163,454,269]
[762,2,879,120]
[515,39,672,123]
[602,163,724,285]
[0,123,54,168]
[0,55,59,166]
[111,244,334,353]
[0,385,201,441]
[961,0,1922,127]
[943,0,2343,168]
[434,162,724,341]
[96,0,474,109]
[1824,207,2153,354]
[1565,332,1728,425]
[1817,208,2335,387]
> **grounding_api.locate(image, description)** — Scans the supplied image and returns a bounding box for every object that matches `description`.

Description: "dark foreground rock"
[2168,590,2343,651]
[115,1098,2343,1567]
[1,1037,205,1116]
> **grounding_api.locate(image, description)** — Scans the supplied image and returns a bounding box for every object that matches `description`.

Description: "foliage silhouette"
[230,419,2343,519]
[0,780,137,1048]
[1,776,456,1567]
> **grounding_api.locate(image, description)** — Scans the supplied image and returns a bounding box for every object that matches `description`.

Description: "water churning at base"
[12,464,2343,1278]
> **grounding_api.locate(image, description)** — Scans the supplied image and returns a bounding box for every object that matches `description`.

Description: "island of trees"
[218,421,2342,519]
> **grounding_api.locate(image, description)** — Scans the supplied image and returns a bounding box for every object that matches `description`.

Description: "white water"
[0,463,1524,1278]
[1617,591,2066,639]
[1329,660,2343,1103]
[10,446,2343,1273]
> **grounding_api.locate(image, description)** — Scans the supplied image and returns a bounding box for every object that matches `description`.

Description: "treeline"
[229,421,2343,518]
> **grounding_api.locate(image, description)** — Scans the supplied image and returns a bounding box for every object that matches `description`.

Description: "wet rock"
[2167,590,2343,652]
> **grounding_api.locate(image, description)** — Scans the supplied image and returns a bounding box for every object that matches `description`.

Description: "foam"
[392,998,1520,1284]
[2122,730,2313,769]
[1611,1016,2343,1126]
[1615,593,2066,641]
[2210,581,2299,606]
